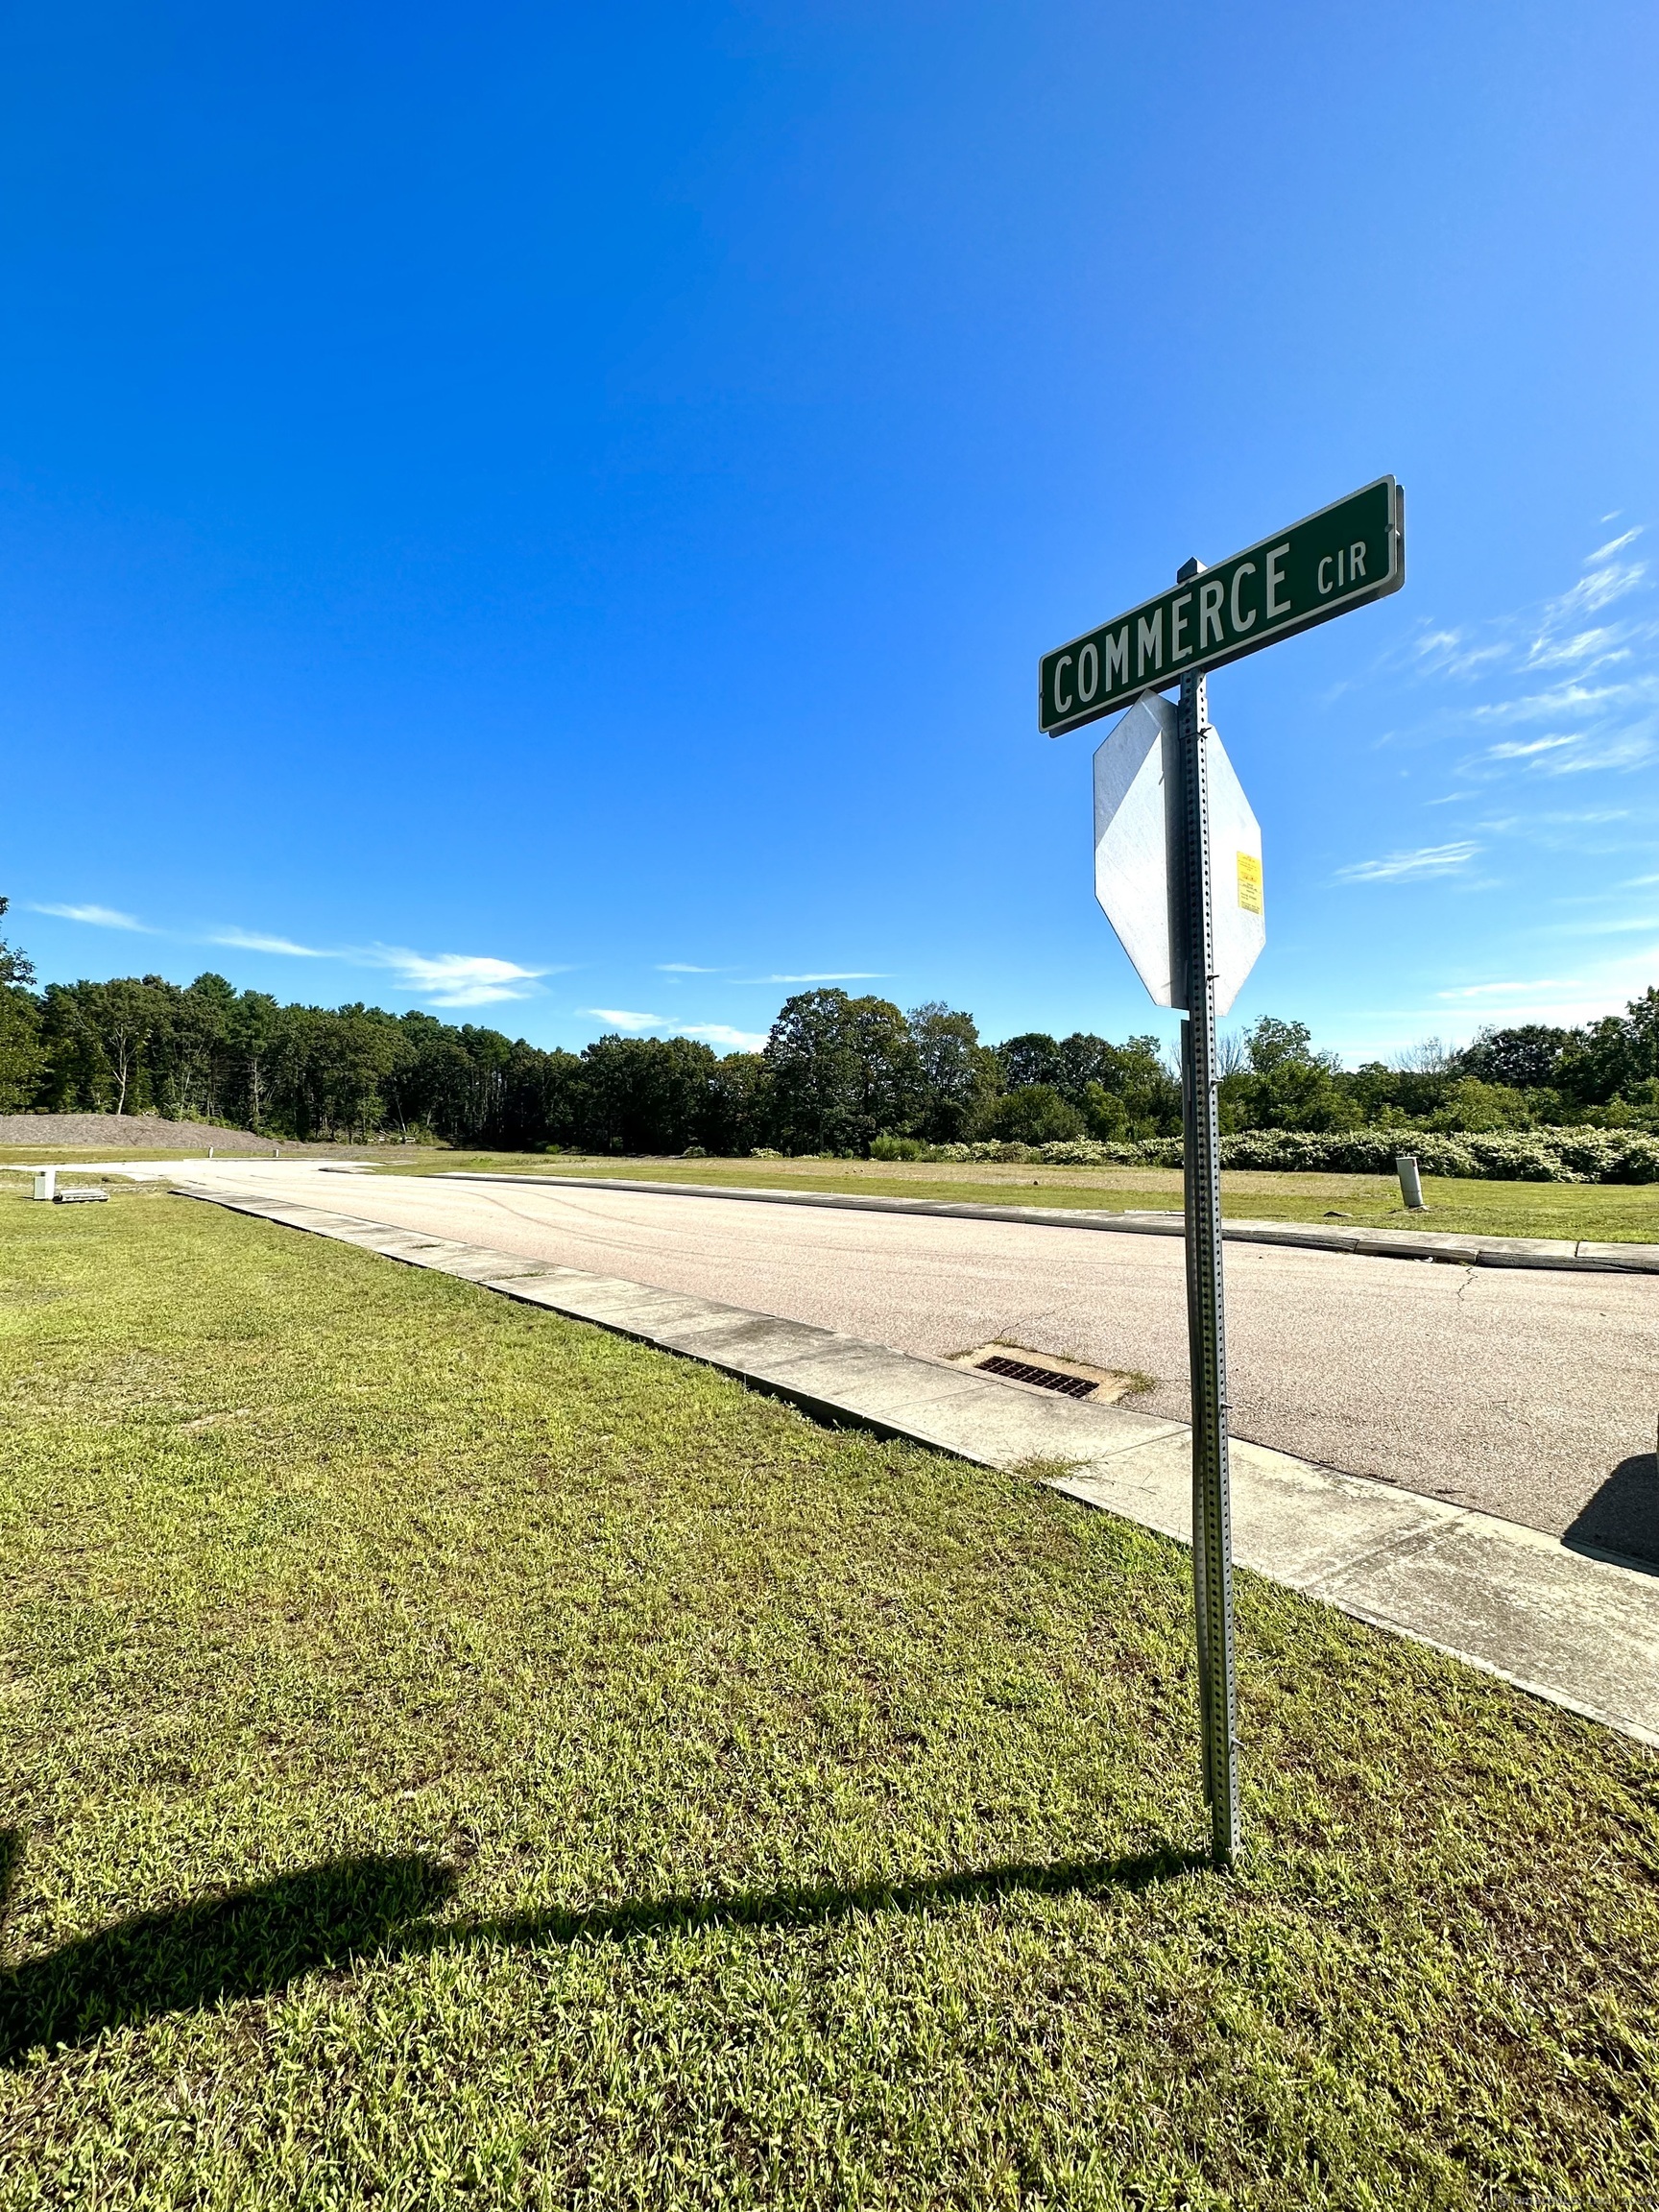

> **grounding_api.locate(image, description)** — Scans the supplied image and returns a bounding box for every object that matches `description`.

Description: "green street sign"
[1039,477,1405,736]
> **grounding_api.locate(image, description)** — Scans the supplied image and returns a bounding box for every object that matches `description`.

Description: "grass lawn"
[378,1148,1659,1244]
[3,1187,1657,2208]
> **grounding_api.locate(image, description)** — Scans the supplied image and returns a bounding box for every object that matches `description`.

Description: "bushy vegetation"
[3,902,1657,1172]
[907,1128,1659,1185]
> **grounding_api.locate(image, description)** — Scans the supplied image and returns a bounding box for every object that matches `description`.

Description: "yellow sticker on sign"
[1236,852,1263,916]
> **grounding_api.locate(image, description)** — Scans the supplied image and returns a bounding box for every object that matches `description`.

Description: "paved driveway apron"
[242,1168,1659,1553]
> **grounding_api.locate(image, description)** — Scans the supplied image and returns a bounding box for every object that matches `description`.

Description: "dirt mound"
[0,1115,284,1151]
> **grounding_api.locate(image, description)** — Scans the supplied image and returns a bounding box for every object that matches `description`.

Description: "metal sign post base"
[1176,645,1240,1870]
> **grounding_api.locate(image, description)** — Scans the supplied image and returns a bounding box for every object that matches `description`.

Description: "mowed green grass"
[384,1149,1659,1243]
[2,1189,1657,2209]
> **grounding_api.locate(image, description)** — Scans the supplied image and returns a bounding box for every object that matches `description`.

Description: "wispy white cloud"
[1394,529,1659,806]
[1475,807,1633,833]
[372,950,547,1007]
[30,902,151,931]
[1522,626,1628,672]
[1484,733,1583,760]
[581,1009,767,1050]
[1335,841,1480,883]
[679,1022,767,1049]
[207,926,330,957]
[1435,977,1579,1001]
[1552,913,1659,937]
[1468,676,1658,726]
[23,899,558,1011]
[207,930,555,1006]
[754,971,886,983]
[206,927,554,1006]
[1502,726,1657,777]
[584,1007,667,1030]
[1416,944,1659,1030]
[656,962,720,974]
[1411,629,1509,680]
[1559,528,1645,599]
[1503,532,1648,680]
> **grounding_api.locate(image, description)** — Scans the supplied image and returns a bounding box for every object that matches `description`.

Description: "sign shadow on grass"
[0,1829,1207,2064]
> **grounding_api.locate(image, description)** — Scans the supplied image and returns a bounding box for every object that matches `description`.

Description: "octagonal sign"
[1093,693,1264,1015]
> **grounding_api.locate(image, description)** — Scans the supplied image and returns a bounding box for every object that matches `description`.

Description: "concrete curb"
[177,1180,1659,1751]
[430,1170,1659,1276]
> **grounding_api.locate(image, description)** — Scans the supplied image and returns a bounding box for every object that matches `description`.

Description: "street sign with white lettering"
[1039,477,1403,736]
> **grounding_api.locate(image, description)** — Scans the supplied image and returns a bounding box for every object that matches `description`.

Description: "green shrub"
[975,1084,1085,1145]
[906,1126,1659,1183]
[1426,1077,1537,1133]
[870,1134,923,1161]
[1204,1127,1659,1182]
[1080,1081,1129,1140]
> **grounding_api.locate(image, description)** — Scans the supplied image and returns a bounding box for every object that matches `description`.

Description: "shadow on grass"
[0,1828,1205,2063]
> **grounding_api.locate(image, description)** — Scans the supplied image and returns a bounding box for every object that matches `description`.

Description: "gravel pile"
[0,1115,325,1152]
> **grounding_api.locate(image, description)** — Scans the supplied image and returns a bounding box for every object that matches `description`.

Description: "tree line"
[1,902,1655,1152]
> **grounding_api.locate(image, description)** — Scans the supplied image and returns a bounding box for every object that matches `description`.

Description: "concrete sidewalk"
[176,1178,1659,1751]
[436,1169,1659,1276]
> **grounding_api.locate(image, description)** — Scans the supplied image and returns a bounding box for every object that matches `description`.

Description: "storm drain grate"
[974,1354,1097,1400]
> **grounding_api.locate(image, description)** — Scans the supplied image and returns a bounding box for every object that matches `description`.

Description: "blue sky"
[3,3,1656,1063]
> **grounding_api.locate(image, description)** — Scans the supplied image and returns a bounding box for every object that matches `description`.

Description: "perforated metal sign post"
[1174,648,1238,1868]
[1085,578,1251,1866]
[1043,487,1406,1868]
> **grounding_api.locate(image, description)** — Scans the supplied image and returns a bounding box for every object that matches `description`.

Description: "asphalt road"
[181,1164,1659,1558]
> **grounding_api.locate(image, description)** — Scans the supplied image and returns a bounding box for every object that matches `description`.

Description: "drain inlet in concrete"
[949,1342,1149,1404]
